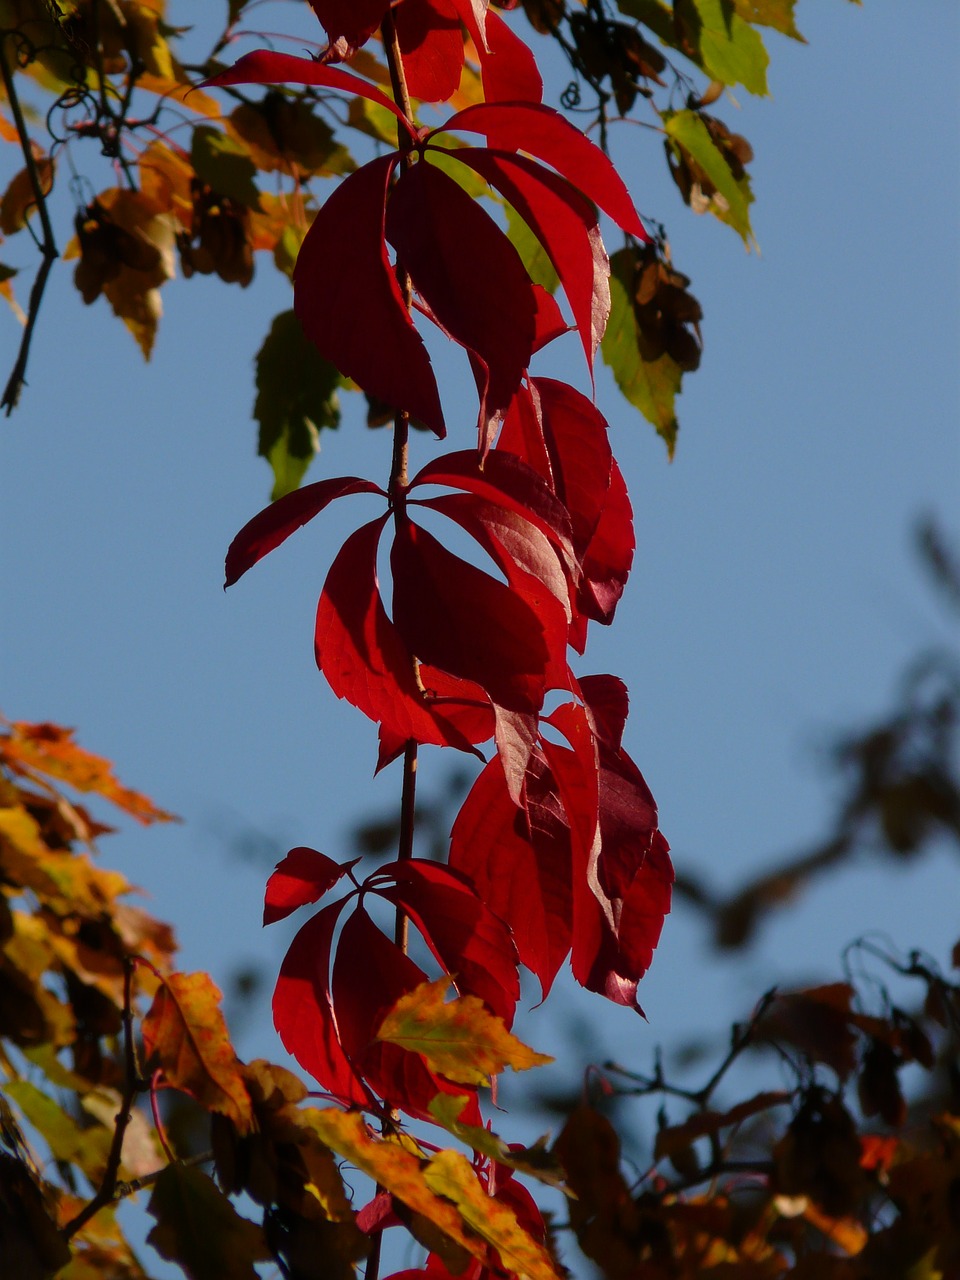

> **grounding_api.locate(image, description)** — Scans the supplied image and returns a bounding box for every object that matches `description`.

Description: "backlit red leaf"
[436,102,649,239]
[274,898,371,1106]
[450,751,573,998]
[263,847,358,926]
[295,154,445,436]
[579,456,634,623]
[205,50,414,138]
[390,515,550,714]
[224,476,383,588]
[315,516,492,751]
[577,673,629,752]
[448,149,609,367]
[307,0,388,50]
[371,859,520,1026]
[478,10,543,103]
[386,159,536,430]
[396,0,464,102]
[333,905,476,1118]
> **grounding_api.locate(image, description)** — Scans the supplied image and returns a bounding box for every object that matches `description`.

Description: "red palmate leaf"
[477,9,543,103]
[390,515,551,714]
[274,898,371,1106]
[396,0,464,102]
[435,102,649,239]
[204,50,414,138]
[578,456,634,623]
[577,673,629,752]
[450,750,573,998]
[386,159,536,431]
[224,476,383,588]
[370,859,520,1026]
[263,846,358,925]
[314,516,492,752]
[307,0,389,50]
[295,154,446,436]
[446,149,609,368]
[409,448,576,574]
[333,904,479,1119]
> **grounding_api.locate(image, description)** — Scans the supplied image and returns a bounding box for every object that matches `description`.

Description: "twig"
[112,1149,214,1202]
[0,30,59,415]
[62,958,143,1239]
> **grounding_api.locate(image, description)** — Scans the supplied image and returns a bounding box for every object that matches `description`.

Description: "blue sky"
[1,0,957,1170]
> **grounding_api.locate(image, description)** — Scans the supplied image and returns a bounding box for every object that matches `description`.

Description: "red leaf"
[542,701,600,869]
[390,514,550,714]
[477,9,543,103]
[435,102,649,239]
[448,150,608,368]
[386,159,536,431]
[295,154,445,436]
[531,285,570,352]
[450,0,489,52]
[577,674,629,752]
[273,898,371,1106]
[493,706,540,806]
[263,847,359,925]
[333,905,475,1117]
[396,0,464,102]
[315,516,492,752]
[595,742,659,900]
[204,50,414,138]
[409,448,576,573]
[224,476,383,588]
[307,0,389,50]
[450,751,573,998]
[579,456,634,623]
[370,859,520,1026]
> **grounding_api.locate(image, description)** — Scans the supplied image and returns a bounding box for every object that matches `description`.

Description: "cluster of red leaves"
[217,0,672,1131]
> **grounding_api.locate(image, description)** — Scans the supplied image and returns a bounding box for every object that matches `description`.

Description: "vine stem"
[368,18,419,1280]
[0,30,59,415]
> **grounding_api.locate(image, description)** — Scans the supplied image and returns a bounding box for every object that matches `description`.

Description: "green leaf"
[423,1150,560,1280]
[428,1094,567,1189]
[663,109,754,243]
[255,310,341,500]
[601,249,682,457]
[4,1080,111,1182]
[190,127,259,207]
[614,0,675,45]
[732,0,804,40]
[504,203,560,293]
[146,1164,269,1280]
[680,0,770,94]
[376,976,553,1086]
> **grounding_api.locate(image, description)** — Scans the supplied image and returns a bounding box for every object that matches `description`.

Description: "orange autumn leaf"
[0,715,176,825]
[141,972,253,1132]
[377,977,553,1086]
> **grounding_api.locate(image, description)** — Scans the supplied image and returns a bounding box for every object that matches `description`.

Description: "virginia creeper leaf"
[395,0,464,102]
[190,126,259,207]
[274,898,371,1106]
[427,1094,565,1188]
[370,858,520,1026]
[141,972,254,1131]
[436,102,649,239]
[387,159,536,430]
[224,476,383,588]
[263,847,358,925]
[478,9,544,103]
[391,515,550,715]
[447,148,609,369]
[681,0,770,94]
[295,154,446,436]
[314,517,493,751]
[205,50,415,138]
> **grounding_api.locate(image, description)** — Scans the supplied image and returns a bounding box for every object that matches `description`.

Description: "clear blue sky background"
[1,0,957,1198]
